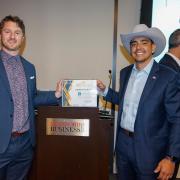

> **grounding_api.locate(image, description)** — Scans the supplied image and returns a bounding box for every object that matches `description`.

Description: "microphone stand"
[99,70,113,119]
[104,70,112,113]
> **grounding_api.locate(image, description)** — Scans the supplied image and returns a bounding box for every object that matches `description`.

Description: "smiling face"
[1,21,24,56]
[130,37,156,69]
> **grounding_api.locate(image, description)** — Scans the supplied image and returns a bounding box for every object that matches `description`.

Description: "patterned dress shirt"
[2,51,29,133]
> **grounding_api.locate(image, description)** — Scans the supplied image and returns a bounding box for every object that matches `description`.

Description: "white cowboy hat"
[120,24,166,57]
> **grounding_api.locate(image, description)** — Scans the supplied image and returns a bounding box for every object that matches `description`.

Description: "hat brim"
[120,27,166,57]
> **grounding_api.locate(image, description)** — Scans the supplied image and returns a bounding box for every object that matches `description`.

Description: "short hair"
[0,15,25,35]
[169,29,180,49]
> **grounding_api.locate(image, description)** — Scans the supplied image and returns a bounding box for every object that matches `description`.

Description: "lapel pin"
[152,76,156,80]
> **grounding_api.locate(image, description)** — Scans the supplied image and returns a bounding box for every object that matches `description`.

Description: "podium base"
[99,110,114,120]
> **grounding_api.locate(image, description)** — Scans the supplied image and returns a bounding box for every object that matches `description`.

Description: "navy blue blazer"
[160,54,180,72]
[105,61,180,172]
[0,51,58,153]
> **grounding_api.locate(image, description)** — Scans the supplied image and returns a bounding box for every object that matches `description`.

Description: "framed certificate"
[62,80,97,107]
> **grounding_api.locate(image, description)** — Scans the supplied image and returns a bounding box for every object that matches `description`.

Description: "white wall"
[0,0,141,90]
[0,0,114,89]
[117,0,141,83]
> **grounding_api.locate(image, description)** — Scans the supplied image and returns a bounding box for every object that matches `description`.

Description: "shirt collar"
[133,59,154,75]
[1,50,20,63]
[167,52,180,66]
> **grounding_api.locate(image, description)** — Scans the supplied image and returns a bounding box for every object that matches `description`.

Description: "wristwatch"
[166,156,179,163]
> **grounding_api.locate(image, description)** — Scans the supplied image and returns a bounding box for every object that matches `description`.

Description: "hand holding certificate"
[62,80,97,107]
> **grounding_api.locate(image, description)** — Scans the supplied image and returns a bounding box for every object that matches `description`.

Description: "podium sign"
[62,80,97,107]
[46,118,90,136]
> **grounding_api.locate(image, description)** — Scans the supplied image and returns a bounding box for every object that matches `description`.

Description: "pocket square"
[30,76,35,79]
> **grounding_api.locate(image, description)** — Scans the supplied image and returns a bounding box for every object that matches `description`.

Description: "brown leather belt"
[120,128,134,137]
[11,131,27,137]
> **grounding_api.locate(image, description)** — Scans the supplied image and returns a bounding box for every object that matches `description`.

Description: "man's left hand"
[154,157,175,180]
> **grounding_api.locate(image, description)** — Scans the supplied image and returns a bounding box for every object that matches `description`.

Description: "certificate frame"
[62,80,98,107]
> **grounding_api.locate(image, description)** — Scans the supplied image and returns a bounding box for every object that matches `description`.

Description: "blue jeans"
[0,131,33,180]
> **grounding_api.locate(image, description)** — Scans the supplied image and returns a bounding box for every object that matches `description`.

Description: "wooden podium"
[29,106,113,180]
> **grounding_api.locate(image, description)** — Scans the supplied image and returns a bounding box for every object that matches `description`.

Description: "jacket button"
[10,114,13,118]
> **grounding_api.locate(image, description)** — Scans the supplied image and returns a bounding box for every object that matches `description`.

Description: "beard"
[1,39,22,52]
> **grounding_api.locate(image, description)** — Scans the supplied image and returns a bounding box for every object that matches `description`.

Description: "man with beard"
[97,24,180,180]
[0,15,62,180]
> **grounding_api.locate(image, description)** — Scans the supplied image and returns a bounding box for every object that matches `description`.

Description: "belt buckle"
[127,131,134,137]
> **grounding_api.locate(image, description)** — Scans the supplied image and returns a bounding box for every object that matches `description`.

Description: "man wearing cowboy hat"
[97,24,180,180]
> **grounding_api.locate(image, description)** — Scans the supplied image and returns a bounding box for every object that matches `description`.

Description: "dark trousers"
[116,129,158,180]
[0,132,33,180]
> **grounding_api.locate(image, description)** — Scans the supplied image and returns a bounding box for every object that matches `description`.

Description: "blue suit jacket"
[0,52,58,153]
[106,61,180,172]
[160,54,180,72]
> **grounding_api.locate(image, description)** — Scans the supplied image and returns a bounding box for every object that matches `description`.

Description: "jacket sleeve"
[34,90,60,107]
[105,88,120,105]
[104,71,122,105]
[166,73,180,158]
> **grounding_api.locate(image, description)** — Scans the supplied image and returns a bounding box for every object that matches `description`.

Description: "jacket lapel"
[118,65,133,117]
[138,61,159,108]
[20,58,31,97]
[119,65,133,107]
[0,54,12,97]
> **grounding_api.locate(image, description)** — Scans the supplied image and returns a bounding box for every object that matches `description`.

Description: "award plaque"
[62,80,97,107]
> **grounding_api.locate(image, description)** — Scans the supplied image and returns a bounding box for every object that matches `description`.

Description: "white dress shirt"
[120,60,154,132]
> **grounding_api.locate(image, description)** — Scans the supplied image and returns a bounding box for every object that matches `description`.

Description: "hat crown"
[132,24,149,33]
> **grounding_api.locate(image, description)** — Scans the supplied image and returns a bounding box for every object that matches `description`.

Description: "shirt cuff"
[98,87,108,97]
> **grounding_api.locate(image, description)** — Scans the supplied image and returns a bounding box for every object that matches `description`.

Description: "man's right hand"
[97,80,106,92]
